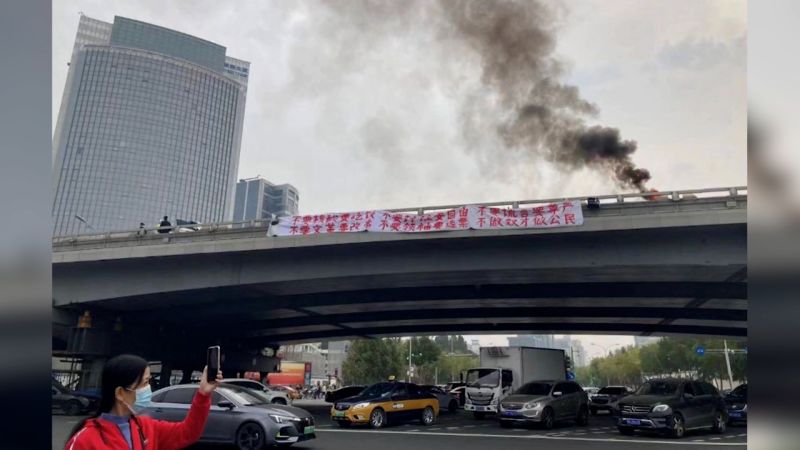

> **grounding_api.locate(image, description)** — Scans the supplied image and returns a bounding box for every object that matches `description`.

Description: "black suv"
[725,384,747,424]
[617,379,728,438]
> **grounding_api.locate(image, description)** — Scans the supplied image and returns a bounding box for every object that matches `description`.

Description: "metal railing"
[52,186,746,247]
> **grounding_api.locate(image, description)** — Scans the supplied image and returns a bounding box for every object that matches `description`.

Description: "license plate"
[729,412,741,418]
[627,419,641,426]
[333,411,345,417]
[476,406,487,411]
[304,426,315,434]
[502,411,519,416]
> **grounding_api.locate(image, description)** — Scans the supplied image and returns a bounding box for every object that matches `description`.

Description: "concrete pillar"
[159,361,174,389]
[180,369,192,384]
[84,358,106,390]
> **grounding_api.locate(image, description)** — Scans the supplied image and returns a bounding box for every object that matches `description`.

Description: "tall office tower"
[52,15,249,236]
[233,177,300,221]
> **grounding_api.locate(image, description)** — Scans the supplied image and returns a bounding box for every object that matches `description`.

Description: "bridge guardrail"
[52,186,746,249]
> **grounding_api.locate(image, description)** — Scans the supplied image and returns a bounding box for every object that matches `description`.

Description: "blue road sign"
[695,346,705,356]
[566,371,575,380]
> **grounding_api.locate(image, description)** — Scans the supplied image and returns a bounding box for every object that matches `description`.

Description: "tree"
[341,338,404,385]
[408,337,441,384]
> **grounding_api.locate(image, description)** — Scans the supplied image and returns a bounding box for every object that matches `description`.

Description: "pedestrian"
[64,354,222,450]
[137,222,147,236]
[157,216,172,234]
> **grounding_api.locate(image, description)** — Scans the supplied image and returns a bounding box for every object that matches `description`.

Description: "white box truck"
[464,346,566,418]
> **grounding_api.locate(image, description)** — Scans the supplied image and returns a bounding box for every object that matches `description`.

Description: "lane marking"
[316,429,747,445]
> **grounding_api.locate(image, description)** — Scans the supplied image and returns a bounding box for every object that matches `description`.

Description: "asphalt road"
[53,401,747,450]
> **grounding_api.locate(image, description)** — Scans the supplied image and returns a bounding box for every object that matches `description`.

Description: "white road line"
[316,429,747,446]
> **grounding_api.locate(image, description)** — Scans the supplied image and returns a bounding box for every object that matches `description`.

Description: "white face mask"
[122,384,153,414]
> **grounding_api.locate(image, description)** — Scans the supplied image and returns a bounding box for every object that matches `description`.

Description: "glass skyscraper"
[233,177,300,221]
[52,15,249,236]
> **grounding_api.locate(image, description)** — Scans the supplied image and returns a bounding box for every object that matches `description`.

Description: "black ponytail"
[66,354,148,442]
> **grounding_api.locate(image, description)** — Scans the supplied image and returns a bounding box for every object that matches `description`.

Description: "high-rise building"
[233,177,299,221]
[52,15,249,236]
[634,336,662,348]
[507,335,555,349]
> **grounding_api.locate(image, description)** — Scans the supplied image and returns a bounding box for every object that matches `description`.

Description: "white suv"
[220,378,292,405]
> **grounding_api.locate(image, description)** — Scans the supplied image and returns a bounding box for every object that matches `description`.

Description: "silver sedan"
[144,383,316,449]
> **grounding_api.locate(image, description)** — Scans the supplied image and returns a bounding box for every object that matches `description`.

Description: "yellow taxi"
[330,381,439,428]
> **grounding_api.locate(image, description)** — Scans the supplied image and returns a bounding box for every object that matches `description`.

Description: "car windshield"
[635,381,679,396]
[515,382,552,396]
[599,387,627,395]
[221,386,270,406]
[466,369,499,388]
[359,382,395,398]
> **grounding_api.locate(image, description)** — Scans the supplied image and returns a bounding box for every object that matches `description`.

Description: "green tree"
[408,337,441,384]
[341,338,404,385]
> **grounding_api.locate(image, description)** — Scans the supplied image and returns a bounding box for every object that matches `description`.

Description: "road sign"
[566,371,575,380]
[695,346,705,356]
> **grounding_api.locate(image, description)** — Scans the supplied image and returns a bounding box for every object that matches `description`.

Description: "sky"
[52,0,746,361]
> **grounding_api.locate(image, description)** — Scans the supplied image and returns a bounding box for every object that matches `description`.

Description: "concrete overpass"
[52,187,746,367]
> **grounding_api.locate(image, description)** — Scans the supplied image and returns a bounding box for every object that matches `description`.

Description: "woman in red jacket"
[65,354,222,450]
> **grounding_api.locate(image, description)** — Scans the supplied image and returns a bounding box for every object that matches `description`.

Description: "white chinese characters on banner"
[272,201,583,236]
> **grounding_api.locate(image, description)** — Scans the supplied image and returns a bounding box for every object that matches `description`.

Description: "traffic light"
[564,355,573,371]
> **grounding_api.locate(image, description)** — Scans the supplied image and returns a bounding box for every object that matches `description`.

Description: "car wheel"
[618,426,635,436]
[271,398,287,405]
[236,422,265,450]
[369,408,386,429]
[576,405,589,426]
[473,412,486,419]
[448,400,458,413]
[500,420,512,429]
[668,414,686,439]
[63,400,82,416]
[590,407,598,416]
[540,407,555,430]
[712,410,727,434]
[421,406,436,426]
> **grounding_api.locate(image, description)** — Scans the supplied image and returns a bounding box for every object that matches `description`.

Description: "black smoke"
[315,0,652,191]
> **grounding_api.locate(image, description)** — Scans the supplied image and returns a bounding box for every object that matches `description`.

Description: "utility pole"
[408,338,413,382]
[723,340,734,389]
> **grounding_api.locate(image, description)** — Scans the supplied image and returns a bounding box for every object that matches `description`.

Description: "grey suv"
[498,380,589,429]
[617,379,728,438]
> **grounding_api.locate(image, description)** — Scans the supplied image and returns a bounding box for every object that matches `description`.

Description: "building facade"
[52,15,249,236]
[233,177,299,221]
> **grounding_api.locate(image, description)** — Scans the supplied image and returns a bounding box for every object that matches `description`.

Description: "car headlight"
[742,404,747,412]
[352,402,370,410]
[524,402,542,410]
[652,404,671,413]
[269,414,297,424]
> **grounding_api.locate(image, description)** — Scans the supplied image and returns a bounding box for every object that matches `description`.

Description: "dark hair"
[163,216,168,220]
[67,354,148,441]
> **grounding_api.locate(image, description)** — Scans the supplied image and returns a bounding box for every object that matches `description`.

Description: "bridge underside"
[53,223,747,356]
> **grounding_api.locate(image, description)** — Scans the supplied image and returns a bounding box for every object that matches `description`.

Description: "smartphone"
[207,346,221,382]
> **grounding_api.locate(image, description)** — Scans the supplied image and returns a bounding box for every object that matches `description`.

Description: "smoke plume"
[316,0,652,191]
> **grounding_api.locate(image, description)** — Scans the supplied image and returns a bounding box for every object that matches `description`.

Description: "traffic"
[54,344,747,449]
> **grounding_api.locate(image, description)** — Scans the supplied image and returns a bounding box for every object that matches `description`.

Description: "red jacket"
[65,390,211,450]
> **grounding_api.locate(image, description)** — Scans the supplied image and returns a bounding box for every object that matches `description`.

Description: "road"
[53,401,747,449]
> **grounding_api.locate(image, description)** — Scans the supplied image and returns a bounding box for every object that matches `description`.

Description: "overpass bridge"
[52,187,746,368]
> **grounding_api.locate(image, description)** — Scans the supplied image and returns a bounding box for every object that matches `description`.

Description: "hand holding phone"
[207,346,220,382]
